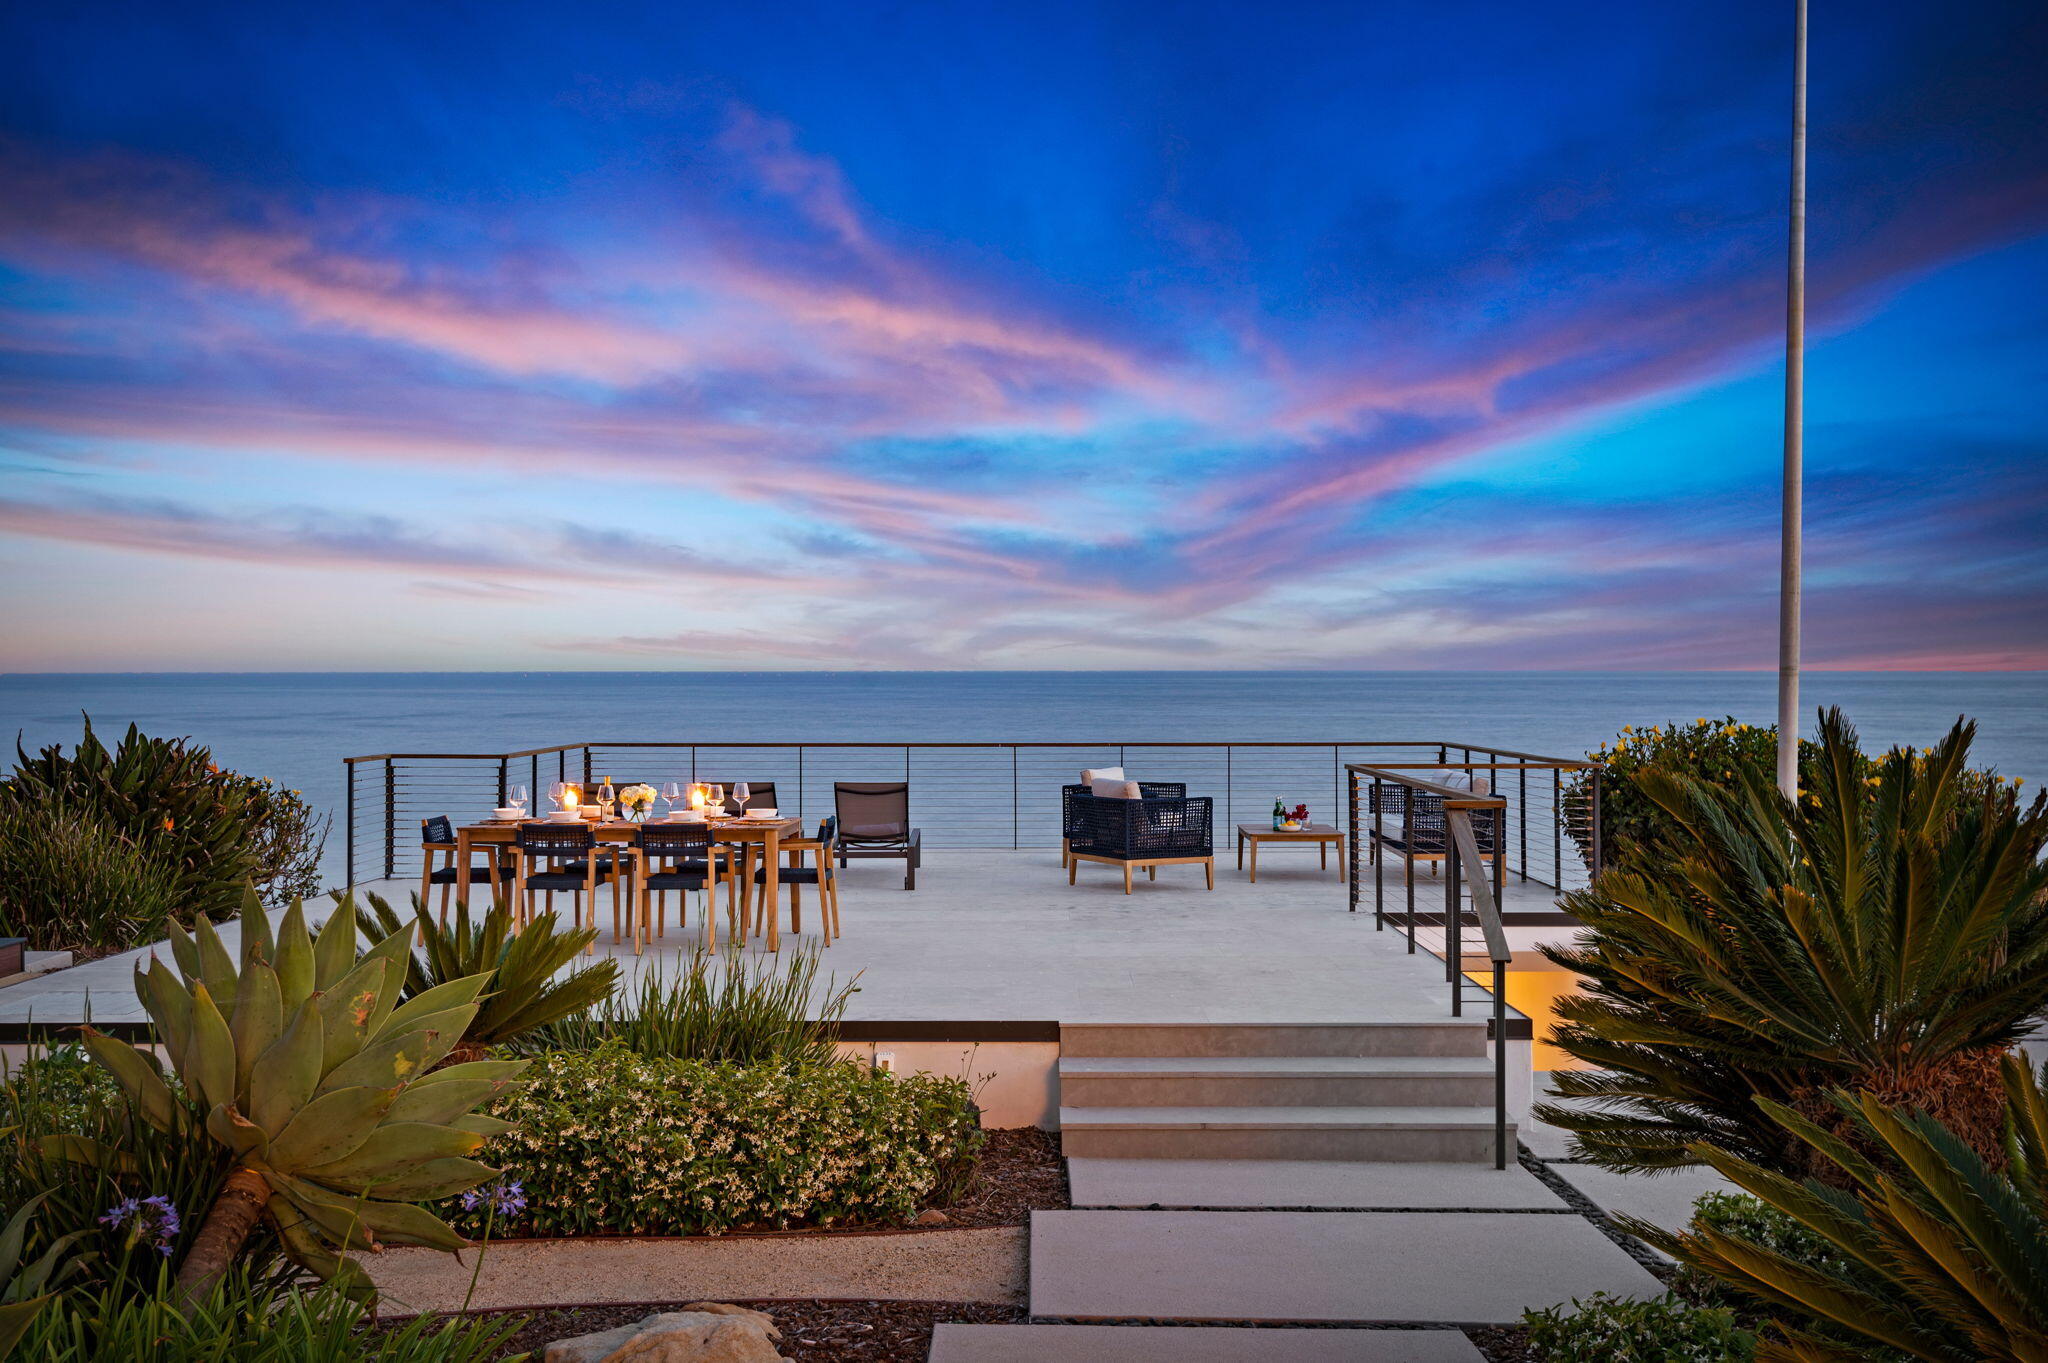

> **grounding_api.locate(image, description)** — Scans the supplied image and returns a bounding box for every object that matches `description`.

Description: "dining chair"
[419,815,513,919]
[750,816,841,944]
[510,823,607,951]
[631,823,737,952]
[721,781,779,815]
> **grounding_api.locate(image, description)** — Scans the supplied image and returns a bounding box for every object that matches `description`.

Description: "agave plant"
[353,892,619,1061]
[74,890,526,1305]
[1539,708,2048,1175]
[0,1191,88,1356]
[1631,1054,2048,1362]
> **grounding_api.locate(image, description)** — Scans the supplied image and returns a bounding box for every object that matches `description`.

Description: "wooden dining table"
[455,814,805,951]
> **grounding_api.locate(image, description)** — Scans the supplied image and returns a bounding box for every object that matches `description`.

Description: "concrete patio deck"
[0,848,1565,1031]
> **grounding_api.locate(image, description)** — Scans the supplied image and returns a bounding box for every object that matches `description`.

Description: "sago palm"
[1631,1054,2048,1363]
[1539,708,2048,1175]
[74,890,526,1305]
[353,891,618,1061]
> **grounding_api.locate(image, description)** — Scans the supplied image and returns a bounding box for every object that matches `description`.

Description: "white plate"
[742,809,781,820]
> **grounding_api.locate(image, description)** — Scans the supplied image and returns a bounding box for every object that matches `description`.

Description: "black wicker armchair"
[1061,782,1184,869]
[1067,788,1214,893]
[1365,781,1503,877]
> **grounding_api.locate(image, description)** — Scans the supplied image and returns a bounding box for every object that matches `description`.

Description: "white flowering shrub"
[443,1046,983,1237]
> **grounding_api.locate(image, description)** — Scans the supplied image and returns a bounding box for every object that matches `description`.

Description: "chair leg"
[1205,859,1215,890]
[1069,856,1078,886]
[1123,863,1133,894]
[420,859,434,916]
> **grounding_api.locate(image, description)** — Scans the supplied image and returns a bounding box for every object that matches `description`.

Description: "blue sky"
[0,0,2042,670]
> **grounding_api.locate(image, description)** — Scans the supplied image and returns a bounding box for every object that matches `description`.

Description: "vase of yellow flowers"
[619,783,658,822]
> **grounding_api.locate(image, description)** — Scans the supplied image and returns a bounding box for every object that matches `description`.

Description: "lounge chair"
[833,782,921,889]
[1067,784,1214,893]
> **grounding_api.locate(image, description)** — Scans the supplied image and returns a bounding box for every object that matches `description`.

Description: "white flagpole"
[1776,0,1808,799]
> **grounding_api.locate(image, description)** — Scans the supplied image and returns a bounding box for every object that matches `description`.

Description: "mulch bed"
[484,1299,1028,1361]
[1467,1324,1534,1361]
[933,1126,1068,1228]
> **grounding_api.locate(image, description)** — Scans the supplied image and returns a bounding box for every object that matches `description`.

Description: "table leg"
[1236,834,1243,870]
[764,831,781,952]
[453,832,473,919]
[1250,838,1259,883]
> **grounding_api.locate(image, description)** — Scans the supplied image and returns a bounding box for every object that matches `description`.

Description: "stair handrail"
[1445,800,1512,1170]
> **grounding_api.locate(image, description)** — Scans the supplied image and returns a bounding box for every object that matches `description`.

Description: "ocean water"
[3,671,2043,880]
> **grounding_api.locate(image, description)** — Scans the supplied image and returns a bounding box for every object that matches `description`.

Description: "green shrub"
[1523,1291,1755,1362]
[0,718,332,947]
[234,775,328,908]
[452,1046,982,1237]
[1677,1192,1849,1308]
[521,945,853,1064]
[0,807,184,955]
[1538,710,2048,1175]
[15,1264,527,1362]
[1568,714,2022,866]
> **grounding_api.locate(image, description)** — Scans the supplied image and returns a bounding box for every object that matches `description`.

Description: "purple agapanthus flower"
[100,1195,181,1256]
[459,1180,527,1217]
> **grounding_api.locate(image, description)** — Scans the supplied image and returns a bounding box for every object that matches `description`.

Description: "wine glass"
[548,781,567,811]
[706,784,725,816]
[733,781,750,813]
[662,782,682,817]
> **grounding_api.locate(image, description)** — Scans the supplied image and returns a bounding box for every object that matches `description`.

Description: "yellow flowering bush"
[445,1046,983,1237]
[1571,714,2019,865]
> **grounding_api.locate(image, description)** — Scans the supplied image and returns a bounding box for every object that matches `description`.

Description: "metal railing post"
[1446,824,1462,1011]
[1552,768,1562,887]
[345,761,356,887]
[496,757,508,808]
[1518,760,1528,882]
[1494,961,1509,1170]
[382,759,396,879]
[1012,746,1019,849]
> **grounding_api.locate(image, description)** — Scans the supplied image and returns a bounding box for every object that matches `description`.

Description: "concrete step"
[931,1322,1486,1361]
[1060,1056,1496,1108]
[1059,1022,1491,1060]
[1028,1209,1665,1324]
[1066,1158,1567,1210]
[1059,1105,1514,1162]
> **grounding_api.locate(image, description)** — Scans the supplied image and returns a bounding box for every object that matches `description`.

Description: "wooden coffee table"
[1235,823,1343,882]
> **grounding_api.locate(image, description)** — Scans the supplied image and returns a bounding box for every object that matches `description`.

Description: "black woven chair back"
[516,823,595,859]
[421,815,456,845]
[637,823,712,859]
[814,815,839,847]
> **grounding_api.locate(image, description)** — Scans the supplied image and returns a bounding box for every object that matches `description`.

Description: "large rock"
[542,1303,787,1362]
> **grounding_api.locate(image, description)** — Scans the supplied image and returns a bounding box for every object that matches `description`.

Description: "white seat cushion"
[1090,777,1142,799]
[1080,766,1125,785]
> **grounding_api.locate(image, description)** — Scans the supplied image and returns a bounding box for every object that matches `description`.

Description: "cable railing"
[1341,759,1594,1170]
[342,739,1601,892]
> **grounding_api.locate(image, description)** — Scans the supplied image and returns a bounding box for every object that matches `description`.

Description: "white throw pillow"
[1432,768,1493,796]
[1080,766,1125,784]
[1091,777,1142,799]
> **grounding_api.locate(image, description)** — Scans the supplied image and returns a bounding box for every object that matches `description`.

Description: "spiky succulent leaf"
[136,957,194,1060]
[264,1086,399,1171]
[311,897,360,989]
[190,917,239,1014]
[329,1156,499,1203]
[299,1122,486,1187]
[318,1022,465,1095]
[273,900,314,1001]
[227,960,282,1104]
[386,1073,524,1127]
[247,996,322,1137]
[79,1028,183,1133]
[315,952,402,1069]
[237,885,274,971]
[37,1133,138,1175]
[375,974,491,1041]
[205,1102,267,1159]
[449,1113,515,1138]
[184,982,238,1112]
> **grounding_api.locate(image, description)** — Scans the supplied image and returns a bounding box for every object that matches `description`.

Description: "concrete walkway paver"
[1068,1159,1566,1209]
[369,1227,1026,1314]
[1548,1162,1734,1260]
[1029,1209,1663,1324]
[932,1323,1486,1361]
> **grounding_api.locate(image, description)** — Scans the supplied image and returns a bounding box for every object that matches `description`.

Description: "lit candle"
[688,784,707,811]
[563,785,580,810]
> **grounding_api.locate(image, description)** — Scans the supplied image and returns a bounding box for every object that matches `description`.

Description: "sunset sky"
[1,0,2043,671]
